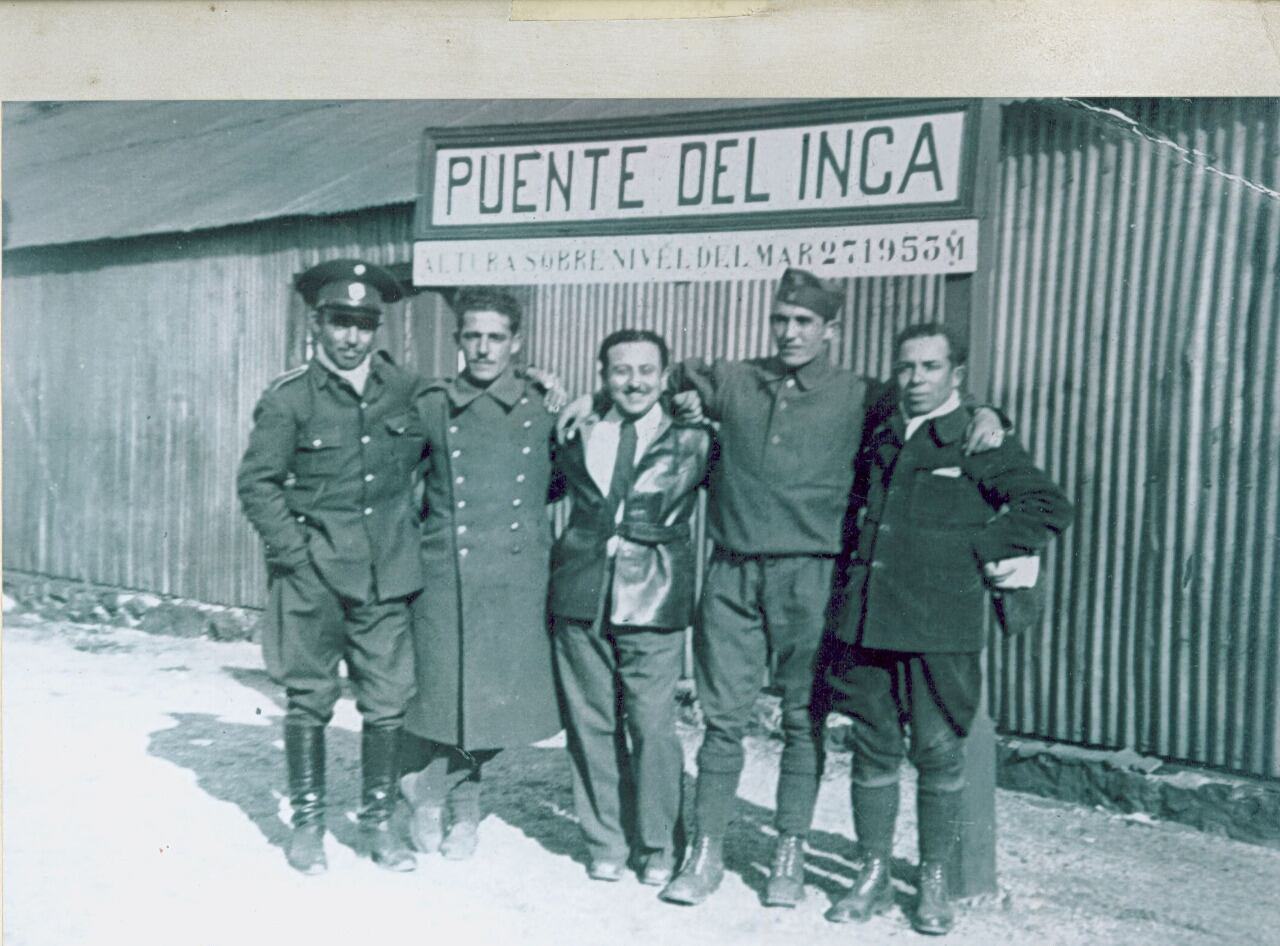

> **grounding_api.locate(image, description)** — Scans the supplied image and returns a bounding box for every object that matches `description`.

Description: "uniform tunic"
[236,353,426,725]
[237,354,427,601]
[672,355,884,555]
[405,368,563,750]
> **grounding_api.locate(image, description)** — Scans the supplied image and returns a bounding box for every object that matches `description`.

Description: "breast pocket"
[380,411,425,471]
[293,428,344,477]
[908,467,988,527]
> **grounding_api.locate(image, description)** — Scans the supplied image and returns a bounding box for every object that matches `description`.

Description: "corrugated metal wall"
[985,99,1280,778]
[5,99,1278,779]
[2,205,455,608]
[523,276,942,394]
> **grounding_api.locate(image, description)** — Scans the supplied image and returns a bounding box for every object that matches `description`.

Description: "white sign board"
[413,219,978,286]
[430,111,966,227]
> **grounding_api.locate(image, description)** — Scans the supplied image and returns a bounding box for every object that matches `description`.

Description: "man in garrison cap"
[562,268,1007,909]
[237,258,425,875]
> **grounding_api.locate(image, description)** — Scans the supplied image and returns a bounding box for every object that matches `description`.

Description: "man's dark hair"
[597,328,670,371]
[451,286,523,334]
[894,321,968,367]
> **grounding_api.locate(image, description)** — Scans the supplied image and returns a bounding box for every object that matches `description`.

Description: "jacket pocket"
[381,412,424,471]
[293,428,344,476]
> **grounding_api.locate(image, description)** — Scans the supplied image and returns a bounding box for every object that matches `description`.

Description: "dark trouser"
[693,550,836,839]
[553,615,686,864]
[825,645,982,861]
[263,563,416,729]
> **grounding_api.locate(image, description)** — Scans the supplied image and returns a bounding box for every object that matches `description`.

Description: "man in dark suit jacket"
[549,328,712,887]
[822,322,1073,935]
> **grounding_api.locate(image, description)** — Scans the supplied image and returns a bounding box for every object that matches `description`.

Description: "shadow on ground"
[150,668,910,909]
[146,710,366,858]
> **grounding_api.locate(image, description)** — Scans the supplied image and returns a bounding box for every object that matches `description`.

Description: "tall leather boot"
[659,836,725,905]
[359,727,416,872]
[440,777,481,861]
[284,723,327,875]
[825,782,899,923]
[913,787,961,935]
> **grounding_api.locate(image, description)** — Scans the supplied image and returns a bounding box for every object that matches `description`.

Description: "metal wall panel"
[6,99,1278,780]
[522,275,942,399]
[2,205,455,608]
[985,99,1280,778]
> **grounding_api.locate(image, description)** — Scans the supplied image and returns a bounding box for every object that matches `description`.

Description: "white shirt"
[314,346,371,396]
[901,390,963,441]
[583,402,666,555]
[900,390,1039,588]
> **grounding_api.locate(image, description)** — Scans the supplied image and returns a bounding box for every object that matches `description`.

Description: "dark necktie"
[606,418,638,517]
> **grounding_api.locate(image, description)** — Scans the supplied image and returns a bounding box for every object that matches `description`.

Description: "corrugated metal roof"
[1,99,788,250]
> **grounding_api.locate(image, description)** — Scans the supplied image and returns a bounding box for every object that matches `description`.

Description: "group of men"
[238,258,1071,935]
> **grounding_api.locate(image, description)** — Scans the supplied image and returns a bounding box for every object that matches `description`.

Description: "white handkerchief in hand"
[930,466,963,478]
[983,556,1040,589]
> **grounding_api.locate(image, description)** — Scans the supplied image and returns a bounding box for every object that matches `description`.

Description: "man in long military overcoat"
[822,322,1073,935]
[399,286,564,861]
[548,328,712,887]
[237,258,422,875]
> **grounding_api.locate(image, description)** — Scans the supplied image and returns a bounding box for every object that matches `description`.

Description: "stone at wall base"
[687,691,1280,853]
[3,570,262,643]
[997,736,1280,850]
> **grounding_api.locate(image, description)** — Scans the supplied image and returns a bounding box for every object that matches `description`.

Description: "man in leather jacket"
[548,328,711,887]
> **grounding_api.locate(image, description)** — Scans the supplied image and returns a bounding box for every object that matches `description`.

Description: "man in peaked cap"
[238,258,425,875]
[559,267,1007,909]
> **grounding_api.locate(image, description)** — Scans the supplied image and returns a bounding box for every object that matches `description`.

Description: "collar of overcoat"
[446,366,525,410]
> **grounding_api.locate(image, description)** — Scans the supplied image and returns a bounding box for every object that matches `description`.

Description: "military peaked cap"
[295,258,405,313]
[774,267,844,321]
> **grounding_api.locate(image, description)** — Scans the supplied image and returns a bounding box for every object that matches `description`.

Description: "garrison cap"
[295,259,405,314]
[773,267,844,321]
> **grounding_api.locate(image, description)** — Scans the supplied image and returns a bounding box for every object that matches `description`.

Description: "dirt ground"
[4,610,1279,946]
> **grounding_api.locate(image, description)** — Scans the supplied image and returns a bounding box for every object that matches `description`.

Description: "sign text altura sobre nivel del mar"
[414,102,981,285]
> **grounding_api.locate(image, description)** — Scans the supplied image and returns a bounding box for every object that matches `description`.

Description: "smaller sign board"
[413,219,978,286]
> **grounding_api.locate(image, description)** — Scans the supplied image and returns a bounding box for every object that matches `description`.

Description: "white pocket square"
[930,466,963,478]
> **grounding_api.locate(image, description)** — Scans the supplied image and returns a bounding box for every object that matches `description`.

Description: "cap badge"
[353,264,367,276]
[349,282,367,301]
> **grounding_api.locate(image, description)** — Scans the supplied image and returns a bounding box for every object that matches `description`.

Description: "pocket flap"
[384,412,415,435]
[297,428,342,450]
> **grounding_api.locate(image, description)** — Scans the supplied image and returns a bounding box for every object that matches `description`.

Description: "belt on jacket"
[572,514,690,546]
[617,520,690,545]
